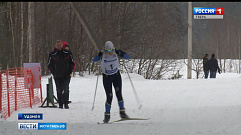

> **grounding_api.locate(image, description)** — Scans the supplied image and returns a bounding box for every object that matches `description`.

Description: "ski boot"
[103,112,110,123]
[120,108,129,119]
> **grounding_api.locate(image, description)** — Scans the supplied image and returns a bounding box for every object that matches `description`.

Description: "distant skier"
[47,40,75,109]
[93,41,130,123]
[202,54,209,79]
[208,53,221,78]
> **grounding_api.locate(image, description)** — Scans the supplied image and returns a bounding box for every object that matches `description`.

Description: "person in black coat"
[47,40,75,109]
[208,53,221,78]
[203,54,209,79]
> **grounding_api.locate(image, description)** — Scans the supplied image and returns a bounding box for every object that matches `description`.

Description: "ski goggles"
[105,48,115,53]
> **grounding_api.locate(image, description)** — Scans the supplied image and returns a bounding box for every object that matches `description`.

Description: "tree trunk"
[9,2,16,67]
[67,4,72,42]
[28,2,35,63]
[28,2,32,63]
[20,2,24,67]
[187,2,192,79]
[116,2,122,48]
[239,23,241,74]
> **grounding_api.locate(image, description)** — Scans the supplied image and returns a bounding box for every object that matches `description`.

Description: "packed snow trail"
[1,73,241,135]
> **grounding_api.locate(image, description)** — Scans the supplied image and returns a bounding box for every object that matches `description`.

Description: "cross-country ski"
[97,118,149,124]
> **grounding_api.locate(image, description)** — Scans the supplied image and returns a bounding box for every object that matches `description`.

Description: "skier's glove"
[93,51,102,62]
[98,51,103,57]
[123,54,130,59]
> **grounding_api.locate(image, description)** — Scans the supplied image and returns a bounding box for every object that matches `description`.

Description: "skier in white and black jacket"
[93,41,130,123]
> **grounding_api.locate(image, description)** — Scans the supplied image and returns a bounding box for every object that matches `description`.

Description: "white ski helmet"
[105,41,115,50]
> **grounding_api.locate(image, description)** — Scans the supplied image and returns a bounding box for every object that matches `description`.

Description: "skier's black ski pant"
[103,71,123,106]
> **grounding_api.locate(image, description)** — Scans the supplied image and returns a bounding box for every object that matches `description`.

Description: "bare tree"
[239,22,241,74]
[9,2,16,67]
[20,2,24,67]
[187,2,192,79]
[6,2,241,78]
[28,2,35,63]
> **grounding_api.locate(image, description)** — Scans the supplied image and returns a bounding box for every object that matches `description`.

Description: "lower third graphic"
[18,123,66,130]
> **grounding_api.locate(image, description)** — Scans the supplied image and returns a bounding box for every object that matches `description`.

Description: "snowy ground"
[1,72,241,135]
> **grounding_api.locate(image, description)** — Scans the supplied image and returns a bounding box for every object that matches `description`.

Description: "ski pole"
[123,62,142,110]
[91,71,100,111]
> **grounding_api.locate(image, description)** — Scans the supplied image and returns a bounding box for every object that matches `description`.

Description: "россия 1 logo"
[193,7,223,19]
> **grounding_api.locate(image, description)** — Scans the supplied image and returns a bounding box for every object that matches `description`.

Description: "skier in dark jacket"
[203,54,209,79]
[93,41,130,123]
[208,53,221,78]
[47,40,75,109]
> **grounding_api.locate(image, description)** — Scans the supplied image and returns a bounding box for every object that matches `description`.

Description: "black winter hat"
[211,53,215,58]
[64,44,70,49]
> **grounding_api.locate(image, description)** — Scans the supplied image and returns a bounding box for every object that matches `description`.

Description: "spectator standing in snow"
[203,54,209,79]
[209,53,221,78]
[93,41,130,123]
[62,41,76,72]
[47,40,75,109]
[62,41,76,104]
